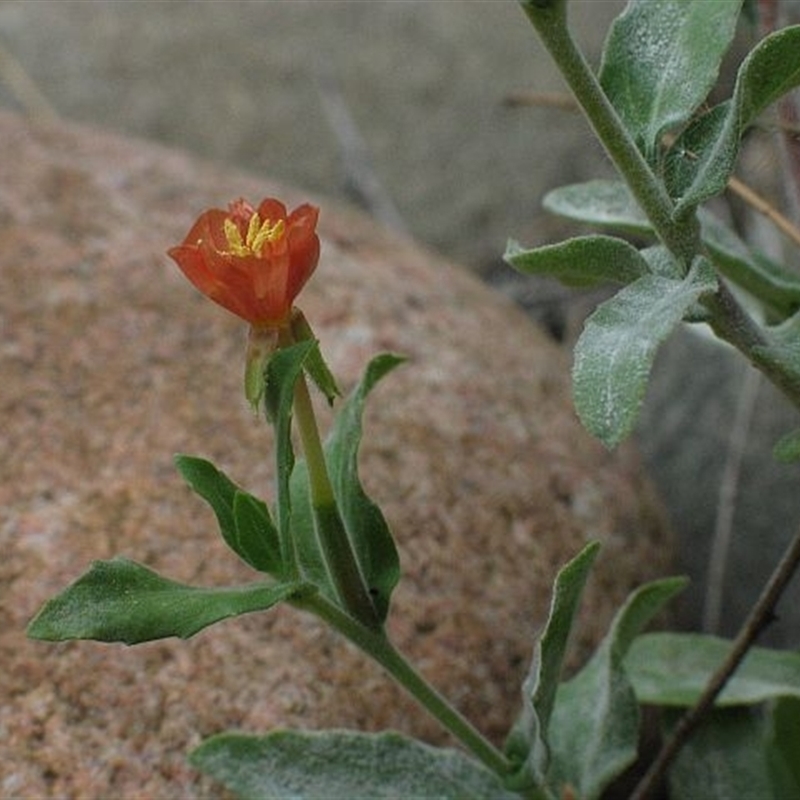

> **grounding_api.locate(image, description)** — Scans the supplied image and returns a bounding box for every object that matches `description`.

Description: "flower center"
[224,213,285,257]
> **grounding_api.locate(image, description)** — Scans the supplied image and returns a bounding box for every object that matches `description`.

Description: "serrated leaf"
[505,542,600,792]
[572,259,717,447]
[175,455,282,575]
[505,235,650,287]
[670,25,800,213]
[191,730,518,800]
[668,706,795,800]
[26,557,312,644]
[625,632,800,707]
[599,0,743,158]
[546,577,687,800]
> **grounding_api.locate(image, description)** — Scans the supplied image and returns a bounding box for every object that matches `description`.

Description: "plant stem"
[519,0,800,413]
[631,523,800,799]
[519,0,700,267]
[297,592,515,780]
[282,328,379,629]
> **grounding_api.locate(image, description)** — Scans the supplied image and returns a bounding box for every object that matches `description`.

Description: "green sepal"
[26,557,313,644]
[174,454,284,578]
[290,309,340,406]
[191,729,518,800]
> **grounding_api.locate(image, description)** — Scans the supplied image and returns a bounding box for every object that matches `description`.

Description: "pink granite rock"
[0,110,671,798]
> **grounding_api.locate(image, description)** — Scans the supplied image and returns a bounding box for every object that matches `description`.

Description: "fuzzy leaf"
[191,730,518,800]
[505,542,600,792]
[599,0,743,158]
[505,235,650,287]
[572,258,717,447]
[265,341,316,574]
[546,577,687,800]
[668,705,800,800]
[26,557,312,644]
[323,354,403,622]
[544,180,800,318]
[175,455,283,576]
[626,632,800,707]
[670,25,800,213]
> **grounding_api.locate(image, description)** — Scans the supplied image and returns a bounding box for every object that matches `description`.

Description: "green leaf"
[233,491,283,577]
[572,258,717,447]
[265,340,316,574]
[668,706,799,800]
[191,730,518,800]
[505,542,600,792]
[324,353,403,622]
[625,632,800,707]
[26,557,312,644]
[670,25,800,213]
[286,353,404,618]
[768,696,800,795]
[546,576,687,800]
[599,0,743,158]
[773,429,800,463]
[175,455,283,576]
[505,235,650,287]
[544,180,800,319]
[543,180,652,235]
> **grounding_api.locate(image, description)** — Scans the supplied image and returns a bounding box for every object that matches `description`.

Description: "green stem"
[287,336,379,628]
[519,0,700,266]
[296,592,516,781]
[520,1,800,412]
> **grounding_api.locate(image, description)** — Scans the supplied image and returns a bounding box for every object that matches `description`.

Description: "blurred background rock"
[2,0,799,647]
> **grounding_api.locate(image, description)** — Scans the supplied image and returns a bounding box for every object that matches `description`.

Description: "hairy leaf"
[546,577,687,800]
[544,180,800,318]
[505,542,600,791]
[191,730,518,800]
[599,0,743,158]
[505,235,650,287]
[27,557,311,644]
[668,706,798,800]
[669,25,800,213]
[626,632,800,706]
[175,455,283,576]
[572,259,717,447]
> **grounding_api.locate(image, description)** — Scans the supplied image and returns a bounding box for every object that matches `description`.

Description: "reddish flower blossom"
[168,198,320,327]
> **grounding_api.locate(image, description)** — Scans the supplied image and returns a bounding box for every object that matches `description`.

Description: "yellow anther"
[249,216,285,255]
[224,218,249,256]
[224,213,285,257]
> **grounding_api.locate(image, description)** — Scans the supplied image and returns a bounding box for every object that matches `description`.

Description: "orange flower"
[168,198,320,327]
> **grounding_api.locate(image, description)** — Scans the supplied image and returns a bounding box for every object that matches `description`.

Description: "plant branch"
[631,522,800,799]
[296,592,517,782]
[519,0,700,266]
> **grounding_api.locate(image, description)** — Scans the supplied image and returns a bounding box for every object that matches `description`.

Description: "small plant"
[27,1,800,797]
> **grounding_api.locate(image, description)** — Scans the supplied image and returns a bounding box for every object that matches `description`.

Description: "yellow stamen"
[224,213,285,257]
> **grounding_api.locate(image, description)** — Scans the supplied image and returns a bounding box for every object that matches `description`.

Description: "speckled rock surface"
[0,111,671,798]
